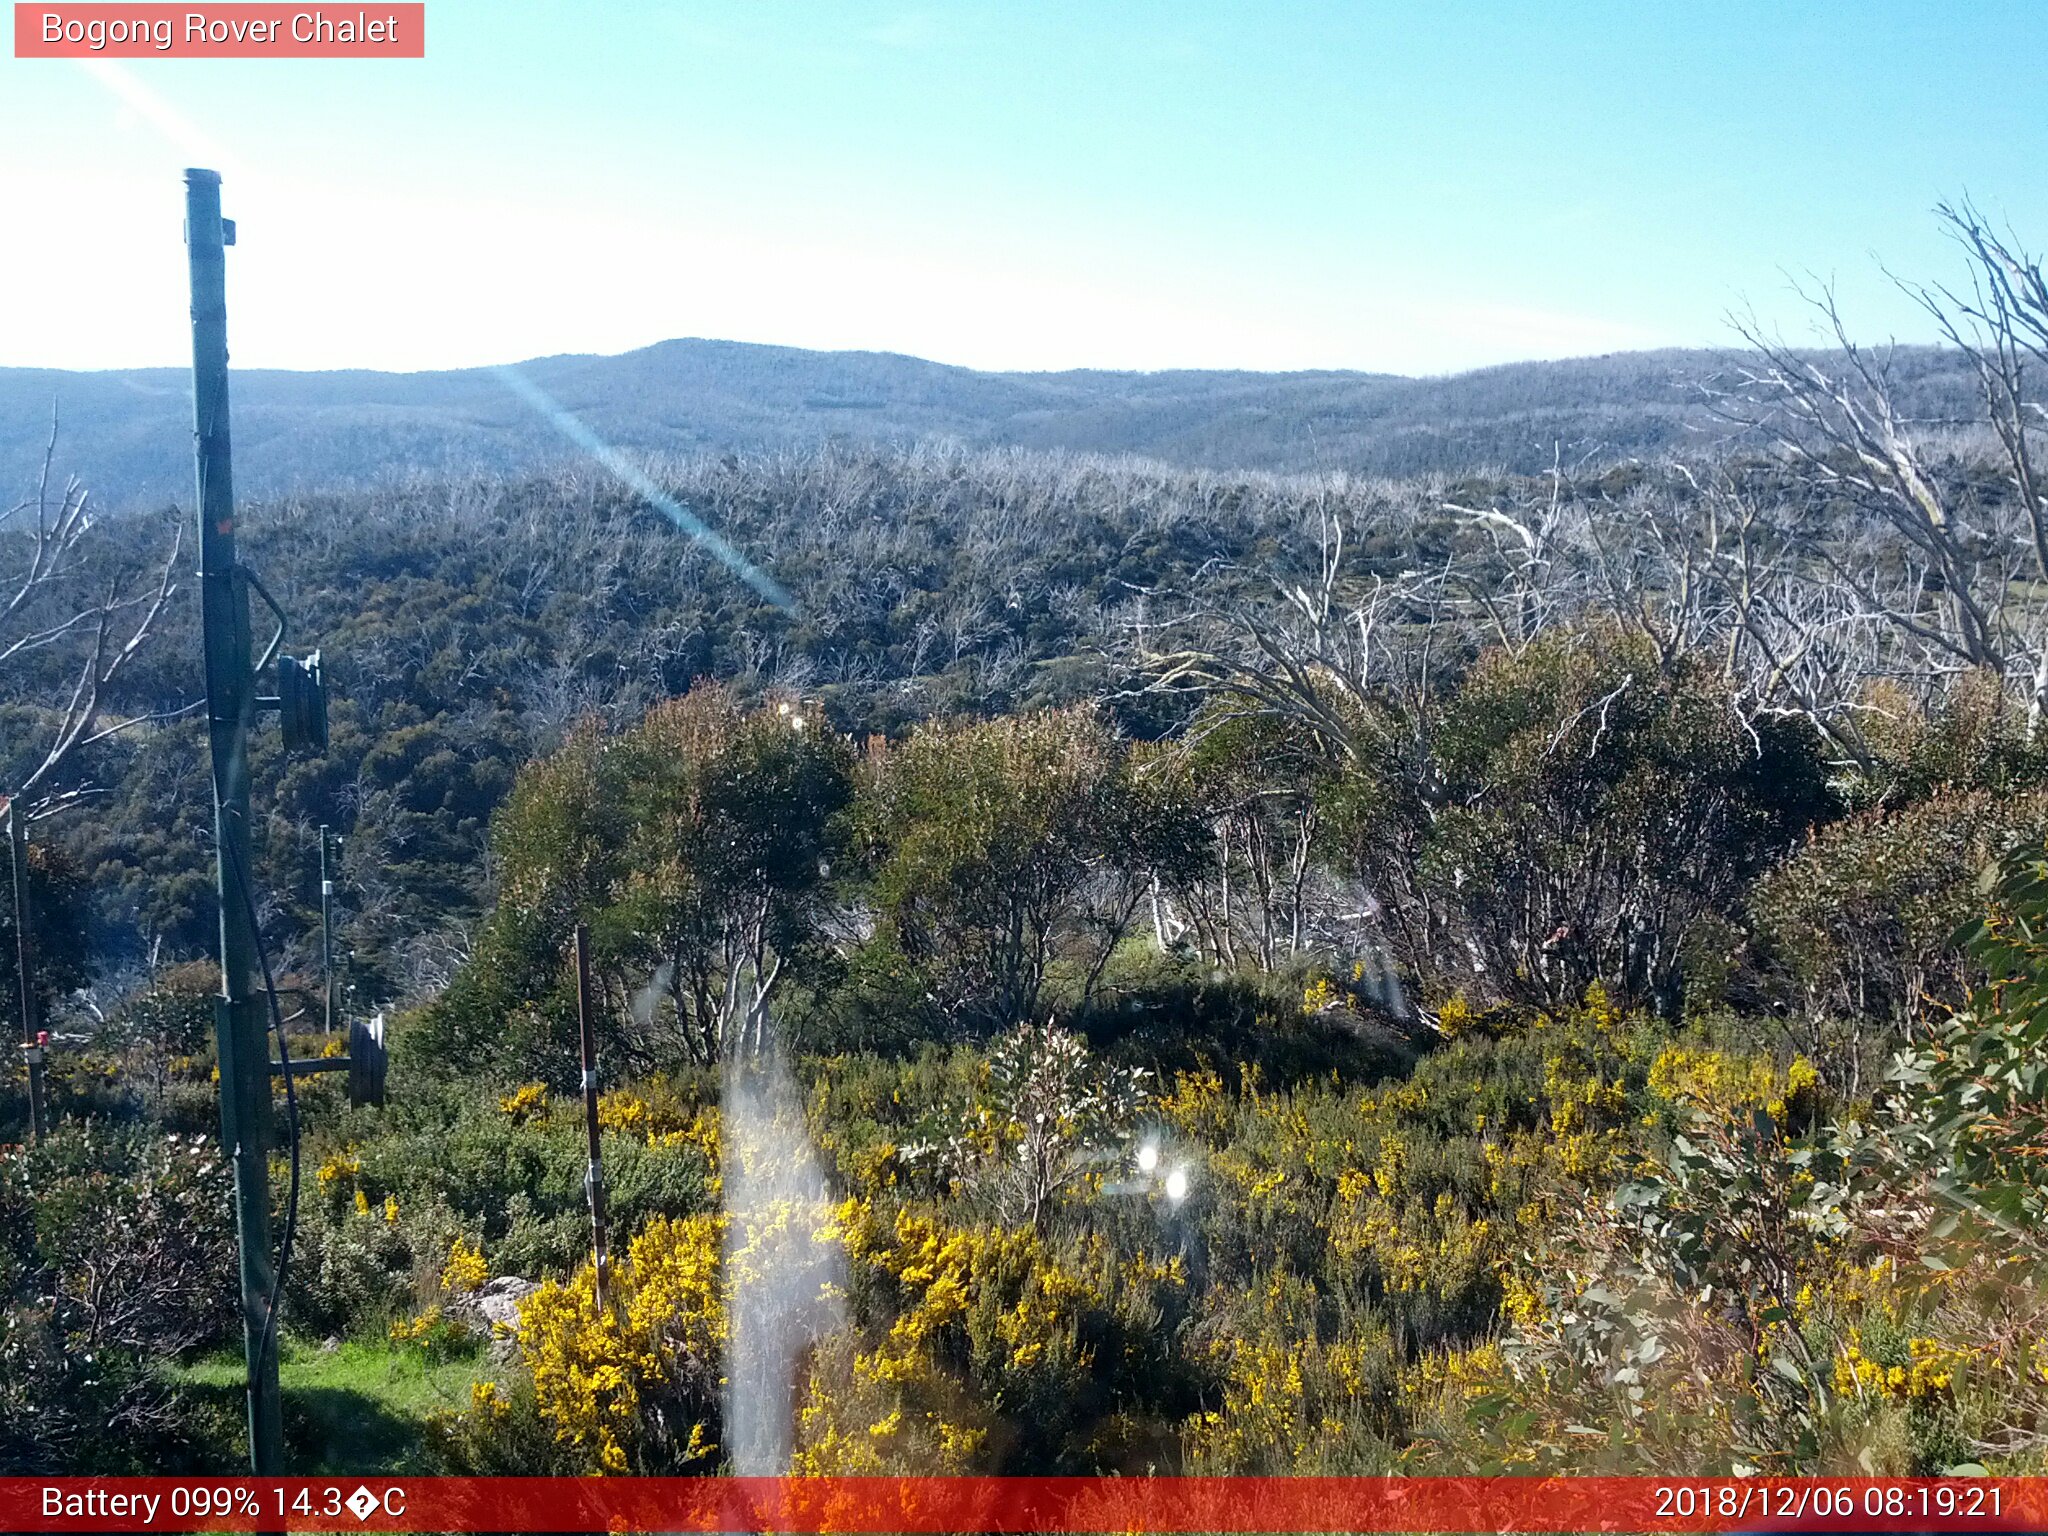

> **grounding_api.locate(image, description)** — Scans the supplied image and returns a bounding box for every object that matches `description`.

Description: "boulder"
[454,1274,540,1361]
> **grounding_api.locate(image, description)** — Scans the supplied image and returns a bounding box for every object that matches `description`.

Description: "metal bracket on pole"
[269,1015,385,1106]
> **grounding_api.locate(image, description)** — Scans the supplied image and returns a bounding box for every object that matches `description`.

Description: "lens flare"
[494,365,794,610]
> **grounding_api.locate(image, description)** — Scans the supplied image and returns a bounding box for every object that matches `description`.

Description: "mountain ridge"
[0,335,1977,506]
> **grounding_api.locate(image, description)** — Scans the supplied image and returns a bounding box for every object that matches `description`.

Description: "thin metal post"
[318,825,336,1037]
[6,802,46,1142]
[187,165,285,1477]
[574,923,610,1311]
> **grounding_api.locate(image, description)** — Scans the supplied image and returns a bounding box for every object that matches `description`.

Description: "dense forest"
[3,204,2048,1480]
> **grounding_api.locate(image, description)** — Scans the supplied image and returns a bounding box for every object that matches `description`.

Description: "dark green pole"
[186,166,285,1476]
[574,924,611,1312]
[7,801,47,1143]
[318,825,335,1037]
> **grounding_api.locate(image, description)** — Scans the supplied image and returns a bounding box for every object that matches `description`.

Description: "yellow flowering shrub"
[646,1106,724,1201]
[598,1078,708,1137]
[791,1196,1186,1474]
[441,1236,488,1295]
[385,960,2048,1480]
[1436,993,1476,1039]
[1647,1045,1818,1123]
[1403,1340,1509,1412]
[596,1090,651,1132]
[1301,976,1342,1016]
[1498,1269,1544,1328]
[1184,1268,1398,1471]
[1328,1181,1493,1304]
[1833,1332,1974,1403]
[515,1213,727,1474]
[1158,1066,1231,1146]
[498,1082,549,1121]
[389,1305,442,1343]
[316,1148,362,1187]
[389,1305,470,1362]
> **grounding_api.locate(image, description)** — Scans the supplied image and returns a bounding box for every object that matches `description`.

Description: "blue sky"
[3,1,2043,374]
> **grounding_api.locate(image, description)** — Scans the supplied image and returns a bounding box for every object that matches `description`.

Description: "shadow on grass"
[283,1384,433,1474]
[169,1338,486,1474]
[170,1373,429,1474]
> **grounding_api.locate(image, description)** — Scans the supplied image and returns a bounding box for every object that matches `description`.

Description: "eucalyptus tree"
[410,685,854,1080]
[859,707,1192,1035]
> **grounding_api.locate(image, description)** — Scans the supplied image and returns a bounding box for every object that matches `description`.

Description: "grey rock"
[459,1275,541,1362]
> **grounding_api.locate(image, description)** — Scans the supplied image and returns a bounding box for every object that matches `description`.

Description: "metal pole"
[318,825,335,1037]
[6,802,47,1143]
[574,923,610,1311]
[187,166,285,1477]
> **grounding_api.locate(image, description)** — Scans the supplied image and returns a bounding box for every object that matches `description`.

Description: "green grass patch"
[168,1336,491,1473]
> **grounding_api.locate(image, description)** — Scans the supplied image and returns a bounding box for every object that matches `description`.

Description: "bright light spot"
[1164,1167,1189,1202]
[1136,1142,1160,1174]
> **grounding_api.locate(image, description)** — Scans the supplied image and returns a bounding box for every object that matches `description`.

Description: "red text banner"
[4,1476,2046,1533]
[14,4,424,57]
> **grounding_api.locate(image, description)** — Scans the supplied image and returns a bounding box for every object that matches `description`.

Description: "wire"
[224,834,299,1391]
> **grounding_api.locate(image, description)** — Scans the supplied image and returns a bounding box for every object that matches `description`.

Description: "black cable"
[224,834,300,1388]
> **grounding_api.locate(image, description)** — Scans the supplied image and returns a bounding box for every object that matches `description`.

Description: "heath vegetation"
[3,203,2048,1476]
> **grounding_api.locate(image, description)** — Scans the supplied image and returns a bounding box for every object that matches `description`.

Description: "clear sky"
[3,1,2043,376]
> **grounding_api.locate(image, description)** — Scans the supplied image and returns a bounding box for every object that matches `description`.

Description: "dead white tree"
[1134,502,1451,768]
[2,413,186,819]
[1731,297,2001,656]
[1903,199,2048,731]
[1719,207,2048,740]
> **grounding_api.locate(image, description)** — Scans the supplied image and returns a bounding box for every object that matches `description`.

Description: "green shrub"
[1751,788,2048,1091]
[0,1125,237,1472]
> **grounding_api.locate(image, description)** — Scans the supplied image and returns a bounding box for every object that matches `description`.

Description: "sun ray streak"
[494,366,794,610]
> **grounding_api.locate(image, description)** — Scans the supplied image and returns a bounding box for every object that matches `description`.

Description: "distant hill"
[0,337,1981,507]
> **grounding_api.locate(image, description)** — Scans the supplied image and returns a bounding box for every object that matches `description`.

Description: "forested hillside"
[0,339,1988,508]
[4,206,2048,1481]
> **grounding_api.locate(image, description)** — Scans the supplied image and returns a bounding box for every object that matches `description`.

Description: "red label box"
[0,1476,2043,1533]
[14,3,424,57]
